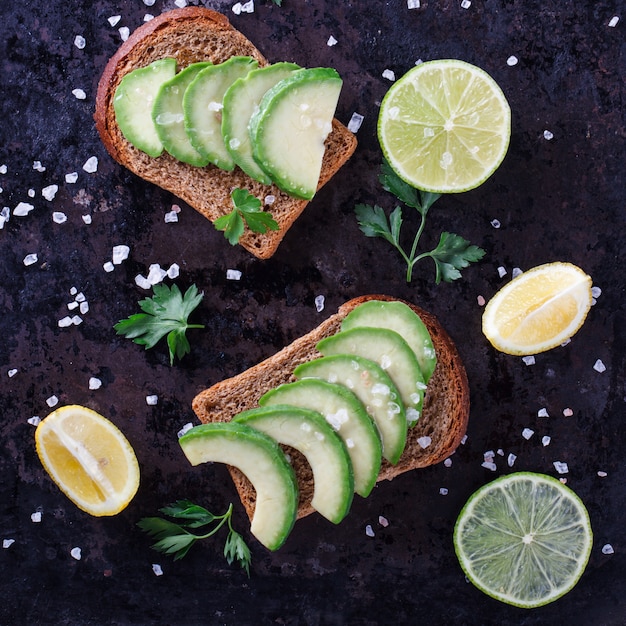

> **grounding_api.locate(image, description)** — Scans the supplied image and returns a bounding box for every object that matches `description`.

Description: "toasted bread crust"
[94,7,357,259]
[192,295,470,521]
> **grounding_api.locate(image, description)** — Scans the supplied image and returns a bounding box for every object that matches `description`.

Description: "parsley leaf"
[355,160,485,283]
[138,501,251,574]
[114,284,204,365]
[214,188,279,245]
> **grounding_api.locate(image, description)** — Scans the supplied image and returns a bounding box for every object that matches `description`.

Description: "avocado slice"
[179,421,297,551]
[113,58,177,157]
[152,62,212,166]
[183,56,259,170]
[249,67,343,199]
[316,327,426,426]
[260,379,382,498]
[294,354,407,465]
[234,405,354,524]
[222,62,300,184]
[341,300,437,382]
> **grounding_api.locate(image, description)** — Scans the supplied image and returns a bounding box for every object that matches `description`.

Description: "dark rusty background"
[0,1,624,624]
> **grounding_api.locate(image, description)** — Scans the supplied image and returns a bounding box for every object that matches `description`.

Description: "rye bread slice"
[94,7,357,260]
[192,295,470,522]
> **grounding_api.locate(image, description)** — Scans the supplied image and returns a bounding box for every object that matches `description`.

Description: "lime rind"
[454,472,593,608]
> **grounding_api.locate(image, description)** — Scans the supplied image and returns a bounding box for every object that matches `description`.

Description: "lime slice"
[378,59,511,193]
[454,472,593,608]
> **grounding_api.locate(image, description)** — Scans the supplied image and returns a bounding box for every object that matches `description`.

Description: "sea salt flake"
[46,395,59,408]
[476,295,486,306]
[72,315,83,325]
[537,407,549,417]
[31,511,42,523]
[146,395,158,406]
[103,261,114,273]
[241,0,255,13]
[42,184,59,201]
[543,129,554,140]
[482,461,497,471]
[511,267,523,278]
[28,415,41,426]
[378,515,389,527]
[167,263,180,279]
[152,563,164,576]
[147,264,167,285]
[439,487,449,495]
[58,316,73,327]
[382,69,396,81]
[522,355,536,366]
[490,218,501,228]
[365,524,375,537]
[8,368,18,377]
[347,112,364,133]
[82,156,98,173]
[75,291,86,303]
[227,269,242,281]
[82,214,91,224]
[506,55,519,66]
[264,195,275,205]
[232,3,242,15]
[67,301,79,311]
[497,266,507,278]
[444,458,453,468]
[553,461,569,474]
[591,286,602,299]
[608,16,619,27]
[315,295,325,312]
[0,165,6,174]
[327,35,338,46]
[14,202,35,216]
[597,471,607,478]
[23,253,38,266]
[507,453,517,467]
[89,377,102,390]
[119,27,130,41]
[164,210,178,223]
[542,435,551,446]
[522,427,534,440]
[461,0,471,8]
[407,0,421,9]
[174,0,187,7]
[143,0,156,6]
[52,212,67,224]
[593,359,606,373]
[461,434,468,445]
[602,543,615,555]
[79,301,89,315]
[66,172,79,183]
[74,35,86,49]
[144,13,154,22]
[72,88,87,100]
[3,539,15,549]
[177,423,193,438]
[135,274,151,289]
[417,436,432,449]
[112,244,130,265]
[108,15,121,27]
[70,547,82,560]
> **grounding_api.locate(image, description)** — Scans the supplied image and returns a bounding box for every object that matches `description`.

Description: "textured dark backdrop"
[0,0,624,624]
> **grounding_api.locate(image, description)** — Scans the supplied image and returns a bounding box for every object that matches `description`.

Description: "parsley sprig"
[114,283,204,365]
[138,501,251,575]
[215,188,279,245]
[355,160,486,283]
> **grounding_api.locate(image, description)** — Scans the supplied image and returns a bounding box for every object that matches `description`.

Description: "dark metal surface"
[0,1,624,624]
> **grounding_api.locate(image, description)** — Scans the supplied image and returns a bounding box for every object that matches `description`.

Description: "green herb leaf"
[224,529,251,576]
[114,284,204,365]
[215,188,279,245]
[159,500,217,528]
[422,231,487,284]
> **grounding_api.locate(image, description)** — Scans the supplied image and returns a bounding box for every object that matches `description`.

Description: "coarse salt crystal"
[347,112,364,133]
[482,461,497,471]
[144,13,154,22]
[167,263,180,279]
[507,453,517,467]
[417,436,432,449]
[506,55,519,66]
[112,245,130,265]
[315,295,325,312]
[597,471,607,478]
[75,292,85,303]
[31,511,42,523]
[28,188,36,197]
[152,563,164,576]
[28,416,40,427]
[68,301,79,311]
[382,69,396,81]
[89,377,102,390]
[538,407,549,417]
[164,210,178,223]
[608,16,619,27]
[593,359,606,373]
[522,428,534,440]
[444,457,453,468]
[52,212,67,224]
[264,195,275,205]
[119,27,130,41]
[0,165,6,174]
[522,355,536,366]
[147,264,167,285]
[497,266,507,278]
[439,487,449,496]
[591,285,602,299]
[70,547,82,560]
[553,461,569,474]
[14,202,35,216]
[143,0,156,5]
[327,35,338,46]
[177,423,193,438]
[476,295,486,306]
[47,395,59,407]
[8,368,18,377]
[461,434,468,445]
[58,316,73,327]
[461,0,471,8]
[378,515,389,527]
[542,435,551,446]
[72,88,87,100]
[543,129,554,140]
[23,253,38,266]
[82,156,98,173]
[74,35,86,49]
[146,395,158,406]
[80,301,89,314]
[407,0,421,9]
[490,218,501,228]
[65,172,78,184]
[365,524,375,537]
[71,315,83,325]
[108,15,121,27]
[241,0,255,13]
[602,543,615,555]
[103,261,114,273]
[511,267,523,278]
[42,185,59,201]
[227,269,242,281]
[174,0,187,7]
[135,274,151,289]
[3,539,15,549]
[232,3,242,15]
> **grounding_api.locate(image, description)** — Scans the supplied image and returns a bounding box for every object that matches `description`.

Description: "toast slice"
[94,7,357,260]
[192,295,470,522]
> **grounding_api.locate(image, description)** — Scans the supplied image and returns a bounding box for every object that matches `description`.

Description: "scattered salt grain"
[167,263,180,279]
[365,525,375,537]
[460,0,471,8]
[58,316,73,327]
[52,212,67,224]
[553,461,569,474]
[112,244,130,265]
[227,269,242,281]
[522,355,536,366]
[143,0,156,5]
[417,436,432,449]
[593,359,606,373]
[542,435,551,447]
[65,172,79,184]
[0,165,6,174]
[490,218,501,228]
[46,395,59,408]
[8,368,17,377]
[177,423,193,438]
[507,453,517,467]
[608,16,620,27]
[82,214,92,224]
[82,156,98,173]
[461,434,468,445]
[327,35,338,47]
[597,471,607,478]
[482,461,497,471]
[378,515,389,527]
[146,395,158,406]
[511,267,523,278]
[108,15,121,27]
[42,184,59,201]
[3,539,15,549]
[476,295,486,306]
[232,4,243,15]
[103,261,114,273]
[407,0,421,9]
[89,377,102,390]
[315,295,325,312]
[152,563,164,576]
[382,69,396,81]
[79,301,89,315]
[14,202,35,217]
[68,301,79,311]
[543,129,554,141]
[31,511,42,523]
[347,112,364,133]
[28,188,36,197]
[174,0,187,7]
[23,253,38,266]
[70,547,82,560]
[506,55,519,66]
[119,27,130,41]
[164,210,178,223]
[522,428,534,440]
[537,407,549,418]
[264,195,275,205]
[135,274,151,289]
[28,416,40,426]
[439,487,449,496]
[71,315,83,326]
[444,457,453,468]
[147,264,167,285]
[602,544,614,555]
[241,1,255,13]
[497,266,507,278]
[144,14,154,22]
[72,88,87,100]
[74,35,86,50]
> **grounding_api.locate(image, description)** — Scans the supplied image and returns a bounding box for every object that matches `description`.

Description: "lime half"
[378,59,511,193]
[454,472,593,608]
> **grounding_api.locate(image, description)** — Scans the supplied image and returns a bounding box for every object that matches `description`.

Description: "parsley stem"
[192,503,233,540]
[406,210,428,282]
